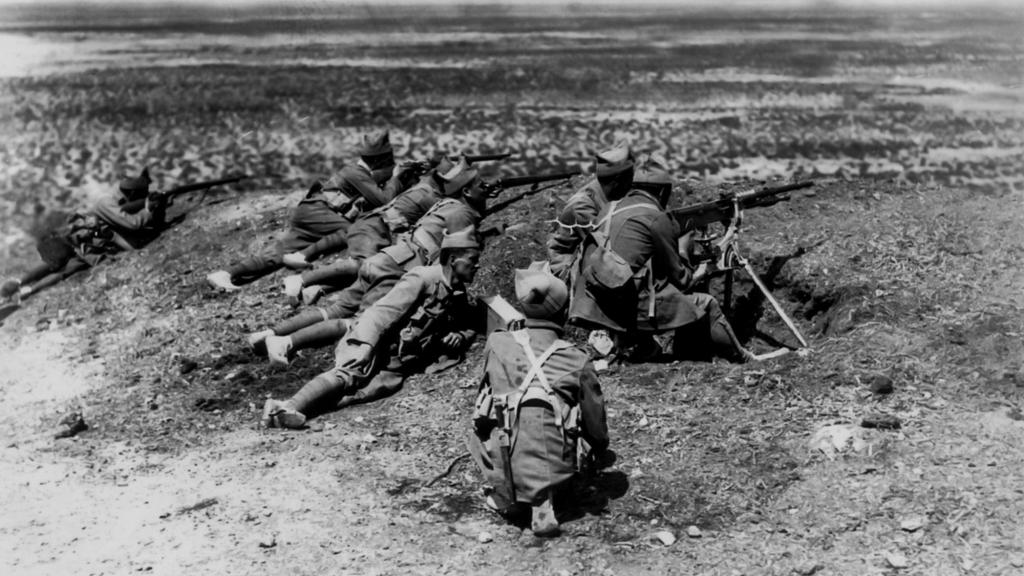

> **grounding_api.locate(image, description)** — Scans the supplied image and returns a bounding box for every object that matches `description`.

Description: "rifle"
[483,167,582,216]
[672,180,815,351]
[404,152,513,181]
[163,174,250,199]
[120,174,250,212]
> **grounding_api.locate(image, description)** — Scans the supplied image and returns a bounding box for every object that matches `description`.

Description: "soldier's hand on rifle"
[341,342,374,371]
[146,191,168,213]
[442,332,465,351]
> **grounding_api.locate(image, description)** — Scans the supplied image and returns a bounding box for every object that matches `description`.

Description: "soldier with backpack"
[2,168,167,303]
[546,142,635,282]
[261,226,485,429]
[468,261,609,537]
[568,154,756,363]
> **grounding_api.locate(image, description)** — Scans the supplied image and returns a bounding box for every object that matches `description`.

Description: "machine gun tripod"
[674,181,814,352]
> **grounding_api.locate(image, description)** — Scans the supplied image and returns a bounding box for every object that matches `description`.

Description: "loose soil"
[2,176,1023,575]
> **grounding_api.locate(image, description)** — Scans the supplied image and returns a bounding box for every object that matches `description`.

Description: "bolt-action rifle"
[399,152,512,186]
[483,167,582,216]
[120,173,250,212]
[670,180,815,351]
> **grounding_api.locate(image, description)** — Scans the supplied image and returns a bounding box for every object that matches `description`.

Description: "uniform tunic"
[273,198,483,346]
[229,161,406,285]
[469,320,609,504]
[546,177,608,281]
[91,196,166,249]
[289,264,482,415]
[568,189,700,333]
[21,192,166,294]
[302,165,428,262]
[299,175,445,286]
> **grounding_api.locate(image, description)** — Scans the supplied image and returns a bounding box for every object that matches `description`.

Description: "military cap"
[438,156,468,184]
[358,129,393,157]
[514,261,568,320]
[443,162,479,197]
[633,153,675,187]
[594,142,635,178]
[435,155,458,178]
[440,226,481,250]
[119,167,152,195]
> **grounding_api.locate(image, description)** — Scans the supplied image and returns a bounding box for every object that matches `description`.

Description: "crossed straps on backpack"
[501,330,577,451]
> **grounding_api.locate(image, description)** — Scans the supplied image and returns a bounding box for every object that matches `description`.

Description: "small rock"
[179,358,199,375]
[54,412,88,439]
[258,536,276,548]
[900,516,926,532]
[861,413,901,430]
[686,525,702,539]
[477,531,493,543]
[868,374,894,394]
[651,530,676,546]
[1010,557,1024,568]
[885,551,908,569]
[794,561,824,575]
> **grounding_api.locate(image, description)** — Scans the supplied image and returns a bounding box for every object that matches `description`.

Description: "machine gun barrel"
[671,180,814,230]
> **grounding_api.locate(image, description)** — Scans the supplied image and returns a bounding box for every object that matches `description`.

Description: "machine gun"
[670,180,815,351]
[483,167,582,216]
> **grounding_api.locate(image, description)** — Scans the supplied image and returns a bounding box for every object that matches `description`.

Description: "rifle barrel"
[465,152,512,163]
[166,174,249,196]
[494,168,581,189]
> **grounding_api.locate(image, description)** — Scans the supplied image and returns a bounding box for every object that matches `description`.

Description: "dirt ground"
[2,176,1023,576]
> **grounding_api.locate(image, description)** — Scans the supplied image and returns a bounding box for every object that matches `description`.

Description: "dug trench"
[2,176,1023,574]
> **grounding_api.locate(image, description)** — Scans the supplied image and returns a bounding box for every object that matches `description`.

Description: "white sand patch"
[0,328,103,408]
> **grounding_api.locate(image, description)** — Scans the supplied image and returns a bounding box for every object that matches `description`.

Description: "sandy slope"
[2,179,1023,575]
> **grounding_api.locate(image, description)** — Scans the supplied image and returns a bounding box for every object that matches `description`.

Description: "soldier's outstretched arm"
[345,268,429,350]
[92,197,159,232]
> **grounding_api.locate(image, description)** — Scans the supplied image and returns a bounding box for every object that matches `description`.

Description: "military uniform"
[3,170,165,301]
[208,129,407,289]
[546,143,634,282]
[265,197,483,362]
[264,262,482,424]
[570,154,753,363]
[546,177,608,280]
[294,172,448,293]
[291,160,411,264]
[469,320,609,505]
[569,189,699,334]
[468,261,608,536]
[220,187,357,285]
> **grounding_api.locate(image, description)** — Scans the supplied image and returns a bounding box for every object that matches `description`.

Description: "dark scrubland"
[1,5,1023,575]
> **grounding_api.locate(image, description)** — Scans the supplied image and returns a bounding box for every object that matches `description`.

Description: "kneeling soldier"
[469,262,609,537]
[262,226,484,428]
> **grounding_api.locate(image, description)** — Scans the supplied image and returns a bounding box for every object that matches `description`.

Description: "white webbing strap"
[507,330,572,450]
[592,201,659,243]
